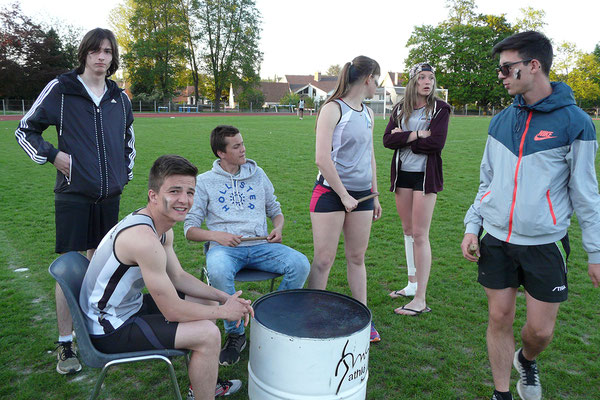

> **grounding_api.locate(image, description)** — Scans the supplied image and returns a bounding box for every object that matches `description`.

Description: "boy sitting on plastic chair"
[79,155,252,399]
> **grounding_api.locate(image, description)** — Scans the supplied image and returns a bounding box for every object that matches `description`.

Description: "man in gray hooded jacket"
[184,125,310,367]
[461,31,600,400]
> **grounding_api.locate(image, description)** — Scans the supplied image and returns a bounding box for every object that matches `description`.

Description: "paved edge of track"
[2,112,597,122]
[134,112,303,118]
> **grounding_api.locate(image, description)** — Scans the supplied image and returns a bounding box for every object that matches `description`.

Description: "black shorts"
[310,182,374,212]
[477,231,570,303]
[395,170,424,191]
[54,193,120,253]
[91,292,185,354]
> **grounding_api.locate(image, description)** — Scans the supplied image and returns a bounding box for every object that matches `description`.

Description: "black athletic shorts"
[477,230,570,303]
[55,193,120,253]
[310,182,374,213]
[91,291,185,354]
[395,170,424,191]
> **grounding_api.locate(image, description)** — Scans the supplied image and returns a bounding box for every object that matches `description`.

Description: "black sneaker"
[186,379,242,399]
[513,348,541,400]
[219,333,246,366]
[491,390,513,400]
[55,341,82,374]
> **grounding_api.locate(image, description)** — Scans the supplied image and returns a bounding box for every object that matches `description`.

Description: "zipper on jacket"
[66,154,72,185]
[95,105,109,201]
[422,155,427,195]
[421,101,438,195]
[546,189,557,225]
[59,94,64,136]
[393,150,400,189]
[506,111,533,242]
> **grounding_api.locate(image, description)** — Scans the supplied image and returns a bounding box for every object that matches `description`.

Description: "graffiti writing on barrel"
[334,339,369,395]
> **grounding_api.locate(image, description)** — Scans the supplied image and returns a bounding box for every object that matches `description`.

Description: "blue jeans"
[206,243,310,335]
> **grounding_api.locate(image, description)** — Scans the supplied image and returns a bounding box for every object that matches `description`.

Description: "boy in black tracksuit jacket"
[14,28,135,375]
[16,69,135,200]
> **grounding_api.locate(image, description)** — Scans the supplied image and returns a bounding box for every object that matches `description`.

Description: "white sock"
[58,334,73,343]
[404,235,416,277]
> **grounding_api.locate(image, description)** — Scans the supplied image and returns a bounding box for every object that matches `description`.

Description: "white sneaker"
[513,348,541,400]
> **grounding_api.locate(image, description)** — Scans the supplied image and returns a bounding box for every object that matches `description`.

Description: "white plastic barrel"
[248,289,371,399]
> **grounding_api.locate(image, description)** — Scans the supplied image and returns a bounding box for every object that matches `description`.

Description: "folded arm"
[410,106,450,154]
[382,110,417,149]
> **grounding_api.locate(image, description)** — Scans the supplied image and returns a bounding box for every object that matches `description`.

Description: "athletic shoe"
[513,348,541,400]
[186,379,243,399]
[215,379,242,397]
[491,390,513,400]
[219,333,246,366]
[370,322,381,343]
[55,341,82,374]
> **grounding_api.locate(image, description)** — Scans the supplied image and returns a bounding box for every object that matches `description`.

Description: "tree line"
[0,0,262,111]
[110,0,262,110]
[405,0,600,109]
[0,3,80,99]
[2,0,599,110]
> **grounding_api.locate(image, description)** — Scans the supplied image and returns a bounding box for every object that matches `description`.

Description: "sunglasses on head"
[496,59,533,76]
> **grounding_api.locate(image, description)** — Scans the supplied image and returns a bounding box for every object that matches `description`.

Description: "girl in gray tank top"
[309,55,383,343]
[321,98,373,191]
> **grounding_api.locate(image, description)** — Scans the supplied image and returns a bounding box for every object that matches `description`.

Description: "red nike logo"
[534,130,557,141]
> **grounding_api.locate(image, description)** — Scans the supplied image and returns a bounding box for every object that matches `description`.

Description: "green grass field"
[1,115,599,400]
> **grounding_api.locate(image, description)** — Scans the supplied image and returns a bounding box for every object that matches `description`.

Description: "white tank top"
[399,107,430,172]
[319,99,373,191]
[79,211,165,335]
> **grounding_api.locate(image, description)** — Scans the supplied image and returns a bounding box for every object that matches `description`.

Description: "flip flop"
[389,290,410,299]
[394,305,432,316]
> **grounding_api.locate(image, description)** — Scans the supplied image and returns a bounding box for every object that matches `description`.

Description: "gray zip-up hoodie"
[184,159,282,247]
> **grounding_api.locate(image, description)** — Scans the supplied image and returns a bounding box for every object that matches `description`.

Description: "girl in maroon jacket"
[383,63,450,316]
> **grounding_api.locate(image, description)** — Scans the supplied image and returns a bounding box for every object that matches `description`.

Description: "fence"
[3,99,599,119]
[2,99,37,115]
[449,105,600,118]
[0,98,529,119]
[452,105,502,117]
[1,99,299,115]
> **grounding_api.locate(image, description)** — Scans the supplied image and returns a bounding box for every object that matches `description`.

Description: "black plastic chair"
[200,242,282,291]
[49,252,188,400]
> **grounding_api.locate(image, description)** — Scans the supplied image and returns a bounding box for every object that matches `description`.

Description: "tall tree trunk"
[179,0,200,105]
